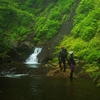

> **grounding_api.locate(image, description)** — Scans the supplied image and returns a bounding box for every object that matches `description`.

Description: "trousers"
[59,60,66,72]
[70,70,74,79]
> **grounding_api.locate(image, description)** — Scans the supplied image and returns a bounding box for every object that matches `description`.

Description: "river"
[0,63,100,100]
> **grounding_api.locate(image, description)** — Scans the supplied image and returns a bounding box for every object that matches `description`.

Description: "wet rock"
[46,68,77,78]
[16,41,34,61]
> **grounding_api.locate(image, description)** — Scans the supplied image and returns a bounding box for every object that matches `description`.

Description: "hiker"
[58,46,68,72]
[68,51,76,79]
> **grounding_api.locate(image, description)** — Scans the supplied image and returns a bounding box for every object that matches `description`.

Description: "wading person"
[58,46,68,72]
[68,51,76,79]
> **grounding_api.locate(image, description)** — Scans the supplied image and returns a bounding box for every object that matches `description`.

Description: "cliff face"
[37,0,81,63]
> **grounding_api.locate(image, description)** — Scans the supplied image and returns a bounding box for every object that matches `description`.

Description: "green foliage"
[46,20,61,39]
[85,64,99,73]
[72,0,100,41]
[23,0,100,85]
[72,42,86,52]
[57,35,100,64]
[14,0,44,14]
[62,15,67,23]
[35,16,61,39]
[92,71,100,81]
[17,26,30,36]
[89,67,100,87]
[76,0,94,14]
[35,16,47,35]
[1,0,75,57]
[49,8,61,20]
[33,37,40,42]
[97,79,100,87]
[57,34,100,84]
[89,37,100,48]
[74,14,86,25]
[0,0,35,57]
[81,26,96,41]
[44,3,54,12]
[34,0,75,40]
[0,33,10,56]
[84,50,100,63]
[57,0,74,14]
[52,58,58,63]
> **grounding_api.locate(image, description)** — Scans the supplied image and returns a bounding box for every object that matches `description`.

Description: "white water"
[1,73,28,78]
[25,47,42,64]
[0,48,42,78]
[0,68,28,78]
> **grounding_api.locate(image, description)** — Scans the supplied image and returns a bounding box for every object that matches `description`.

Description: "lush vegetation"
[0,0,35,59]
[71,0,100,85]
[55,34,100,86]
[71,0,100,41]
[34,0,75,40]
[0,0,75,59]
[54,0,100,86]
[0,0,100,86]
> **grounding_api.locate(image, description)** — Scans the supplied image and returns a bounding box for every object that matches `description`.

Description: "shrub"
[71,24,81,38]
[49,8,61,20]
[85,50,100,63]
[88,37,100,49]
[81,26,96,41]
[34,37,40,42]
[76,0,94,14]
[72,40,86,52]
[78,48,90,60]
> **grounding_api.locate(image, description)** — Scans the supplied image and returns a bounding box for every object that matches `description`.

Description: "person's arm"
[67,59,70,66]
[58,52,61,61]
[73,57,76,65]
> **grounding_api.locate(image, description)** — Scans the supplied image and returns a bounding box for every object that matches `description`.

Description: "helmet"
[69,51,73,54]
[61,46,64,49]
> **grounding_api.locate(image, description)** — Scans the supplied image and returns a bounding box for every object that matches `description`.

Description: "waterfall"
[25,47,42,64]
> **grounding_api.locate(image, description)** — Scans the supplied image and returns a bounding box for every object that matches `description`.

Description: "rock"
[46,67,77,78]
[16,41,34,61]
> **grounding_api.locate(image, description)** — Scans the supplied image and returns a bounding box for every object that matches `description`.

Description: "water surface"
[0,63,100,100]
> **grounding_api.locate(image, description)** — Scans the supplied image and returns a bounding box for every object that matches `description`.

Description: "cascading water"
[0,47,42,78]
[0,67,28,78]
[25,47,42,65]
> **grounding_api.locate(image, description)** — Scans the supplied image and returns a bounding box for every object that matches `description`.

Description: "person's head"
[61,46,64,49]
[69,51,74,56]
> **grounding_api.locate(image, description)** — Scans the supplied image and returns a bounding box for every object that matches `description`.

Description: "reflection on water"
[0,63,100,100]
[0,76,100,100]
[0,73,28,78]
[0,63,40,78]
[25,64,40,68]
[0,68,28,78]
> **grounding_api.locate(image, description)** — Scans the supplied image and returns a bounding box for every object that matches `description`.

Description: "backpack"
[60,48,68,58]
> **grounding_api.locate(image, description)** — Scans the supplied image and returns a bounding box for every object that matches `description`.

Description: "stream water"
[0,63,100,100]
[0,48,100,100]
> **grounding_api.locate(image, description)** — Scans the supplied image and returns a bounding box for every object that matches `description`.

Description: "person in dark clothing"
[68,51,76,79]
[58,46,68,72]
